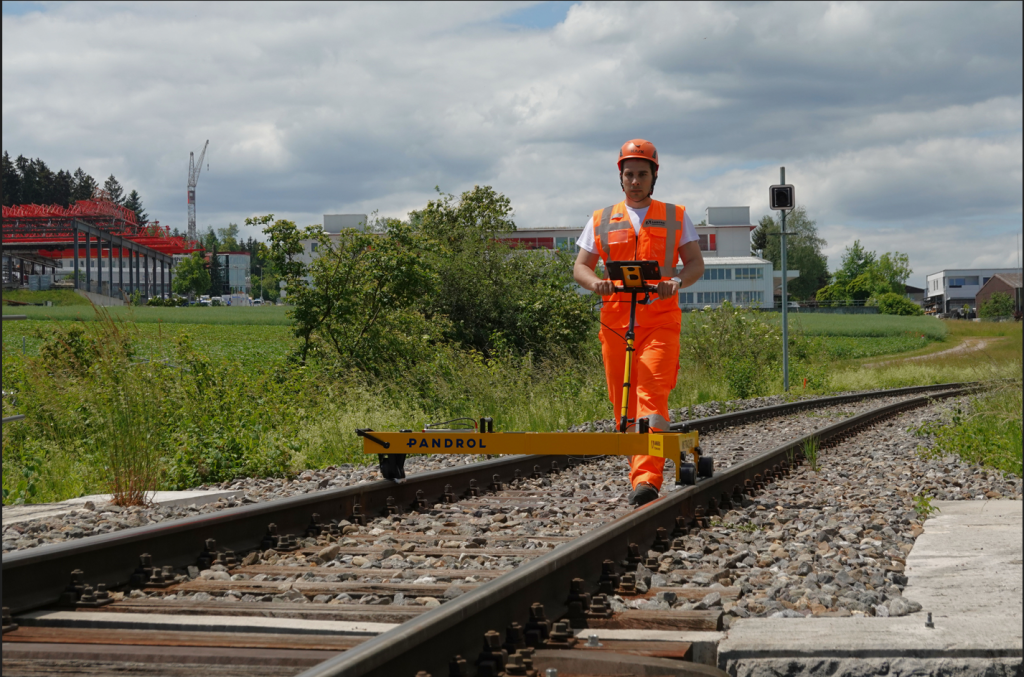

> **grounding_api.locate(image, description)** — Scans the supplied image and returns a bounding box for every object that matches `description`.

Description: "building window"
[964,276,979,285]
[679,292,694,305]
[697,291,733,304]
[735,291,764,305]
[555,237,577,251]
[702,268,732,281]
[698,234,717,251]
[735,267,764,280]
[311,242,319,253]
[982,277,991,285]
[949,277,965,288]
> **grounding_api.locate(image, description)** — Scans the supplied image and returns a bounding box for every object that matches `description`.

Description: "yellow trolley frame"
[360,429,700,485]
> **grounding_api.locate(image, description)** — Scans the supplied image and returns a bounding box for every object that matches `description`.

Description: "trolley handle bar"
[355,428,390,449]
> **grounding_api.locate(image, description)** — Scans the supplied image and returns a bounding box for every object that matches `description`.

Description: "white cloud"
[2,1,1021,285]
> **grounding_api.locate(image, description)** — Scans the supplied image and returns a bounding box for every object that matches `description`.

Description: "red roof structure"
[1,196,198,255]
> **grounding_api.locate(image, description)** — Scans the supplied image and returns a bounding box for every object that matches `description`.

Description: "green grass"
[2,289,91,306]
[943,319,1023,338]
[777,313,947,339]
[3,320,297,364]
[2,304,291,325]
[915,380,1023,477]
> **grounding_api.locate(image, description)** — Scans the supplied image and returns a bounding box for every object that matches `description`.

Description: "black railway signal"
[769,184,795,210]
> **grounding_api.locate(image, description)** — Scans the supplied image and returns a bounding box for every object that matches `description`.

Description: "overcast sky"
[3,1,1021,285]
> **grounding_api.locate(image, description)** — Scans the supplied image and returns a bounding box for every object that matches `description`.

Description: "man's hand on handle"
[656,279,679,301]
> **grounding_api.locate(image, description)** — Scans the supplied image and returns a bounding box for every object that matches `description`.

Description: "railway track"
[1,382,984,677]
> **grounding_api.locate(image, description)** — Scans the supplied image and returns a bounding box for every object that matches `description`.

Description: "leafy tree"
[410,186,593,358]
[834,240,876,285]
[751,207,829,300]
[103,174,125,205]
[1,151,19,206]
[283,219,439,370]
[217,223,240,252]
[877,292,923,316]
[413,184,516,247]
[123,189,148,225]
[814,282,848,305]
[980,292,1015,318]
[172,251,210,297]
[71,168,97,202]
[867,252,912,296]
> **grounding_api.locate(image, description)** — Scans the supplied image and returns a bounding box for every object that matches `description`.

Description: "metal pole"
[97,234,104,296]
[780,166,789,392]
[118,241,124,299]
[106,236,112,297]
[85,232,92,293]
[73,227,80,290]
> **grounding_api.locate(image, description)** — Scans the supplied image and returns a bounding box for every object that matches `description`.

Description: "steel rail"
[1,381,978,617]
[297,385,976,677]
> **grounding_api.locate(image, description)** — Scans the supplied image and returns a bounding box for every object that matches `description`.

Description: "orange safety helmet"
[618,139,659,172]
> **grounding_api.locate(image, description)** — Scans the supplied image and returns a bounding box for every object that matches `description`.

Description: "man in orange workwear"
[573,139,705,507]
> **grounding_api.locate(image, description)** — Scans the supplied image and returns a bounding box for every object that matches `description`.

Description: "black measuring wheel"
[678,462,696,486]
[698,455,715,479]
[378,453,407,482]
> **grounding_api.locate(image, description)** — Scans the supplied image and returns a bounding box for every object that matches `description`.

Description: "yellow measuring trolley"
[358,261,712,488]
[357,419,705,486]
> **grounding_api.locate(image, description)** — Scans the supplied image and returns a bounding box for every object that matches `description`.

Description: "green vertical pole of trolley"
[780,166,789,392]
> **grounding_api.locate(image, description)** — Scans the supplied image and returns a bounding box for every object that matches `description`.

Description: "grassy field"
[2,289,91,306]
[3,301,1019,504]
[2,303,291,325]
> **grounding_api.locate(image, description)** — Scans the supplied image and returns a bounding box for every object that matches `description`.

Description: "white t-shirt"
[577,204,698,255]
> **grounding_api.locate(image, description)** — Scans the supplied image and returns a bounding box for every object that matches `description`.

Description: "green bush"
[681,304,782,398]
[980,292,1015,319]
[877,292,924,316]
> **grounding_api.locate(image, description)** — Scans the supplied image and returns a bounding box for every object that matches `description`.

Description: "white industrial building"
[924,267,1023,314]
[684,207,798,309]
[297,214,369,266]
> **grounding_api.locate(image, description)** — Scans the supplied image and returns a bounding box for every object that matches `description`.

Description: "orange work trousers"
[599,323,680,491]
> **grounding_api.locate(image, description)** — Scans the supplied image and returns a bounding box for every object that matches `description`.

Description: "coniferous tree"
[33,159,55,204]
[71,168,97,201]
[53,169,74,207]
[208,244,224,296]
[16,155,38,203]
[123,189,148,225]
[1,151,20,206]
[103,174,125,205]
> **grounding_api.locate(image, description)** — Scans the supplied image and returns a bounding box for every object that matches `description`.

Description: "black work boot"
[628,482,659,507]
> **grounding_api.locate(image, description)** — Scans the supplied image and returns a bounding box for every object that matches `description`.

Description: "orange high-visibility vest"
[592,199,686,328]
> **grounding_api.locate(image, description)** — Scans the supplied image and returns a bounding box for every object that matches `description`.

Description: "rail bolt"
[524,603,552,646]
[443,484,456,503]
[386,496,399,516]
[532,465,543,479]
[448,654,468,677]
[625,542,643,565]
[652,527,670,552]
[545,621,577,648]
[503,621,527,654]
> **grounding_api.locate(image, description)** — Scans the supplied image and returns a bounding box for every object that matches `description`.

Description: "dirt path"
[863,337,995,368]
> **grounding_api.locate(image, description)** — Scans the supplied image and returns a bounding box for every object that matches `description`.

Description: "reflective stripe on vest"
[595,202,683,277]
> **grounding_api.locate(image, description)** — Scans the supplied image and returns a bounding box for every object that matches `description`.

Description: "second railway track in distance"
[0,382,995,677]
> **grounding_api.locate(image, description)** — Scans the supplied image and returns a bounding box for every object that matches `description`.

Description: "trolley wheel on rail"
[678,463,696,486]
[378,453,407,482]
[698,455,715,479]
